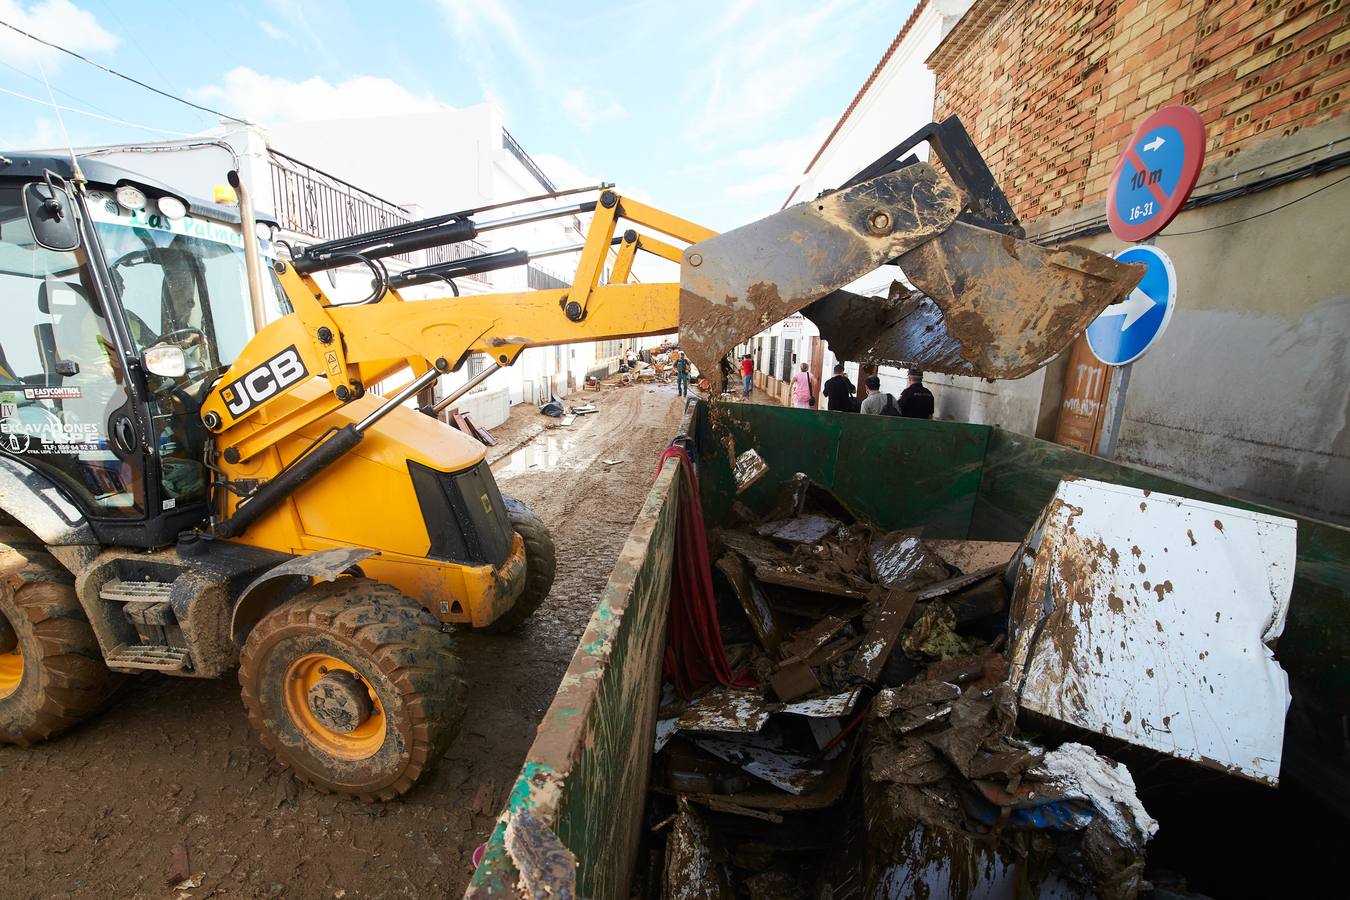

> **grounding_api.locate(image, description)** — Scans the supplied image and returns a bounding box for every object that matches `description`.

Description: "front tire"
[481,497,557,633]
[0,547,119,745]
[238,578,465,800]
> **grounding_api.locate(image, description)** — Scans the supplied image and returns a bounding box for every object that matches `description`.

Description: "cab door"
[0,180,153,527]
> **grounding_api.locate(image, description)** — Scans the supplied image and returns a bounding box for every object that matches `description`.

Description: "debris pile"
[443,409,496,446]
[538,397,601,427]
[649,473,1160,899]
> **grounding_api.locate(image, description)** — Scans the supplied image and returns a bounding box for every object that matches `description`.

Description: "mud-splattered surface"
[0,383,686,900]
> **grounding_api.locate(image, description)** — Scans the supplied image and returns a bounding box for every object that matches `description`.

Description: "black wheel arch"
[230,547,378,644]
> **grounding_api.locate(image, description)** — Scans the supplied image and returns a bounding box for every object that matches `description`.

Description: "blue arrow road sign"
[1086,245,1176,366]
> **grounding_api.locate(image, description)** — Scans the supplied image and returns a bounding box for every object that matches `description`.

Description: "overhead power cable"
[0,84,195,137]
[0,19,254,126]
[0,55,124,121]
[1164,171,1350,236]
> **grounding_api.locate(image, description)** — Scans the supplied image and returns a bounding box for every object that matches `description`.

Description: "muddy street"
[0,383,687,900]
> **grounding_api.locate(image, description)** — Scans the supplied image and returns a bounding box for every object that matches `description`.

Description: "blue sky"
[0,0,915,229]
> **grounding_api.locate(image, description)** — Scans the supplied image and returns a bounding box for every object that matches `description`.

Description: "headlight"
[157,196,187,220]
[114,184,146,211]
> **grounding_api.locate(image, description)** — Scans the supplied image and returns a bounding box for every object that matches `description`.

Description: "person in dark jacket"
[821,364,856,412]
[899,370,935,419]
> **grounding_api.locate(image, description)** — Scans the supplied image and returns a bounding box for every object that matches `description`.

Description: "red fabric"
[740,357,754,376]
[657,446,747,697]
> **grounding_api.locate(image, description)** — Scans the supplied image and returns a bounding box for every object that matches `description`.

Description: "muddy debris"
[643,472,1161,899]
[732,448,770,494]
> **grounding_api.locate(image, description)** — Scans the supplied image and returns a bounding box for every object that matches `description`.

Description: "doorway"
[1052,334,1111,453]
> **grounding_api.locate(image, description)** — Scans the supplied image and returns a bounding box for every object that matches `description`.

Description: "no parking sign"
[1106,105,1206,242]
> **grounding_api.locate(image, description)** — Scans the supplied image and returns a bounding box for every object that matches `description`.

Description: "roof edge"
[925,0,1015,72]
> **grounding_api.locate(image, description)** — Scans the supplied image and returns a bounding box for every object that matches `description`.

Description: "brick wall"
[928,0,1350,222]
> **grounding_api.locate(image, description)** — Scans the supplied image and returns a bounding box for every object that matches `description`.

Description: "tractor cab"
[0,154,288,547]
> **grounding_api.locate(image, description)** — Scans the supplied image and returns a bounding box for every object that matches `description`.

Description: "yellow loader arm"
[200,119,1142,538]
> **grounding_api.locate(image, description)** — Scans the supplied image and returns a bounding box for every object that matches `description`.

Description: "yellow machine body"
[202,189,709,629]
[219,378,525,626]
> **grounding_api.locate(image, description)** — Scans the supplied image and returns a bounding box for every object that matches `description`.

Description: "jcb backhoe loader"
[0,119,1143,799]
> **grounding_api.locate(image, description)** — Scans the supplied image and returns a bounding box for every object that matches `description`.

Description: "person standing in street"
[674,351,692,397]
[740,354,754,398]
[899,371,936,419]
[790,362,815,409]
[860,376,900,416]
[821,363,856,412]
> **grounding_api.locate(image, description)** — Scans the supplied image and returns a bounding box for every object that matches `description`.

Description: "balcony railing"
[502,129,557,193]
[268,149,489,277]
[527,263,569,291]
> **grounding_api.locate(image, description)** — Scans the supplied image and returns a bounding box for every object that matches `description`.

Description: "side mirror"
[143,344,187,378]
[24,176,81,252]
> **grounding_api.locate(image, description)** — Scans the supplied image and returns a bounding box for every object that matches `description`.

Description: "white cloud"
[684,0,874,142]
[0,0,118,69]
[437,0,546,85]
[261,0,328,54]
[437,1,623,135]
[680,118,831,200]
[195,67,449,125]
[4,115,64,149]
[256,19,292,44]
[709,0,764,34]
[561,88,625,129]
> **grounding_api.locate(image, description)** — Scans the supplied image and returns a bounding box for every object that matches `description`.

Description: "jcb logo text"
[223,346,308,418]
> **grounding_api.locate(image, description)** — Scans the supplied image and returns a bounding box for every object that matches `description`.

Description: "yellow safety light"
[214,183,239,205]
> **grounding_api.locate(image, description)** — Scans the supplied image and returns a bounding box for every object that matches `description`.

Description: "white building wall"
[787,0,974,212]
[251,104,628,413]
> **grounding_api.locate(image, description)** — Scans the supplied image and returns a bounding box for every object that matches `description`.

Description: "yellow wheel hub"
[0,645,21,701]
[284,653,386,760]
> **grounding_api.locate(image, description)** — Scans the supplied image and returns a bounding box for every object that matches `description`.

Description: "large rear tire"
[0,547,120,745]
[238,578,465,801]
[481,496,557,633]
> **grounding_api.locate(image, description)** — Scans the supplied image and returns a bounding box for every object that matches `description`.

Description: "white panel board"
[1007,479,1296,785]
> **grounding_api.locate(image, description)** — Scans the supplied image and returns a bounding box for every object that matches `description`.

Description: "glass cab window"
[0,184,145,516]
[87,192,289,509]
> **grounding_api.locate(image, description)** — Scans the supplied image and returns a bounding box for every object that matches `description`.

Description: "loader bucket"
[803,222,1146,379]
[678,109,1145,383]
[677,162,962,380]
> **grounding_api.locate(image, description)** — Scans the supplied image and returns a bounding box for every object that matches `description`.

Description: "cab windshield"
[87,192,289,369]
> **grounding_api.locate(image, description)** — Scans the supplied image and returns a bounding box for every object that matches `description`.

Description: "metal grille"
[268,150,489,276]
